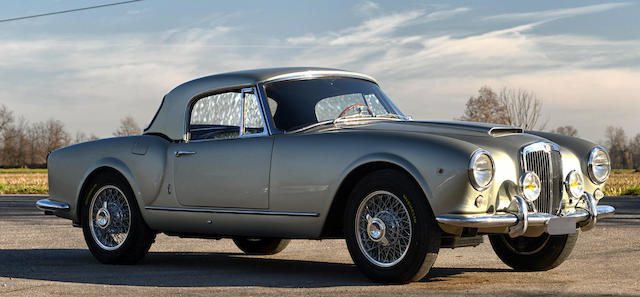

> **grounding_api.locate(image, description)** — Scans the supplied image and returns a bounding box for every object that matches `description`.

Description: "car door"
[171,87,272,209]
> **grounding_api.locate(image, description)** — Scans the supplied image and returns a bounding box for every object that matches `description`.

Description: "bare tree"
[553,125,578,137]
[0,105,14,166]
[113,116,141,136]
[605,126,630,169]
[631,133,640,169]
[0,104,13,132]
[26,119,71,165]
[499,88,546,130]
[459,86,509,124]
[1,117,30,167]
[74,131,99,144]
[0,107,76,167]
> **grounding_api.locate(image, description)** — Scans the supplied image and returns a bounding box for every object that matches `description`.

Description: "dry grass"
[604,170,640,196]
[0,168,638,196]
[0,172,48,194]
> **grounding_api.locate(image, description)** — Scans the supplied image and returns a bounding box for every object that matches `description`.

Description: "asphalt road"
[1,195,638,296]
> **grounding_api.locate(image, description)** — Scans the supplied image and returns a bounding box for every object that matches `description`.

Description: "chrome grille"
[522,143,563,214]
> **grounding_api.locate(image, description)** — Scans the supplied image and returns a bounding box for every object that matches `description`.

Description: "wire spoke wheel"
[89,185,131,251]
[355,190,412,267]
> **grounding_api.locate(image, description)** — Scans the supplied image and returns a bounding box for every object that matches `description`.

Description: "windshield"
[264,78,406,132]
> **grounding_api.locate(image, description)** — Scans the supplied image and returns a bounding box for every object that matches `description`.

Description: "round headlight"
[565,170,584,198]
[468,150,494,191]
[520,171,541,202]
[588,147,611,184]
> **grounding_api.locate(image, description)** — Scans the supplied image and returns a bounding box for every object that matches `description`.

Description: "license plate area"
[545,216,578,235]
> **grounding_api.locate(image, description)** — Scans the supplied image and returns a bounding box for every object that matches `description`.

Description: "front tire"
[489,232,578,271]
[232,238,290,255]
[344,169,441,283]
[81,174,155,264]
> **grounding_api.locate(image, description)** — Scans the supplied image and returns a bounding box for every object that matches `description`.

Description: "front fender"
[336,152,435,212]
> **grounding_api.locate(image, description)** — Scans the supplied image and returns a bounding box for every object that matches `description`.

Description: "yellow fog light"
[565,170,584,199]
[520,171,541,202]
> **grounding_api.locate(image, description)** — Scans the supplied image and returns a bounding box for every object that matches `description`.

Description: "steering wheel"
[338,104,373,118]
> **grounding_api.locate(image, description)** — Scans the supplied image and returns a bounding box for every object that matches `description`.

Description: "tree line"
[1,88,637,169]
[460,86,639,169]
[0,104,140,168]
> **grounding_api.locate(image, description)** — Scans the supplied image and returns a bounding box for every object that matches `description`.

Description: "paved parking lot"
[1,196,638,296]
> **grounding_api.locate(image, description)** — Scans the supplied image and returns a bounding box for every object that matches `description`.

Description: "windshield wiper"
[287,114,405,134]
[374,113,405,120]
[332,114,375,124]
[286,120,335,133]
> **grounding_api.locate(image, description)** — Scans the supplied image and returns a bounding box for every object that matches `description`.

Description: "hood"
[334,120,551,154]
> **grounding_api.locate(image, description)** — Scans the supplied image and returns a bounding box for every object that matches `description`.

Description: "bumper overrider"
[36,199,70,212]
[436,192,615,237]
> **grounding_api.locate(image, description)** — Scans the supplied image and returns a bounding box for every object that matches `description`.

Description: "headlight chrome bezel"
[519,171,541,202]
[588,146,611,185]
[468,149,495,191]
[565,170,585,199]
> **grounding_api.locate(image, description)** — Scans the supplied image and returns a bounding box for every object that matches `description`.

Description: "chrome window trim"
[145,206,319,217]
[587,146,610,185]
[259,75,407,134]
[255,82,278,135]
[468,149,495,191]
[184,86,270,143]
[261,71,378,85]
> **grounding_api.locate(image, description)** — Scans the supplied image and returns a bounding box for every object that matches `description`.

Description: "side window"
[189,89,265,141]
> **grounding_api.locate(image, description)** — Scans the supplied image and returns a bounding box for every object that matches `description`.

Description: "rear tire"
[489,232,578,271]
[81,174,155,264]
[232,238,290,255]
[344,169,440,283]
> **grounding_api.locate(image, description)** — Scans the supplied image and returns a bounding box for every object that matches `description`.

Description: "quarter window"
[243,91,265,136]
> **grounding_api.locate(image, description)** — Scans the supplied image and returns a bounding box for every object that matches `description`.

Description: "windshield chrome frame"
[257,74,407,134]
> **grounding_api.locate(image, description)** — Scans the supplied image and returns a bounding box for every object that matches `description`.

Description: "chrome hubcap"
[366,216,387,243]
[89,185,131,251]
[95,202,111,229]
[355,190,412,267]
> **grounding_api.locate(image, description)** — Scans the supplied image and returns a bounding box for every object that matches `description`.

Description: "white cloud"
[485,2,631,21]
[285,7,470,47]
[354,1,380,17]
[329,10,425,45]
[420,7,470,22]
[0,5,637,141]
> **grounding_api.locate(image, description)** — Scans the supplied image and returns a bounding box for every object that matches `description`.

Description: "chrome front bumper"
[436,193,614,237]
[35,199,70,212]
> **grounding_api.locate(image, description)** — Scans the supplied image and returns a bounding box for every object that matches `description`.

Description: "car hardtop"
[144,67,377,141]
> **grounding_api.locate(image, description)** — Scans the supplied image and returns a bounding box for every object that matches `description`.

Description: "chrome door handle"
[175,150,196,157]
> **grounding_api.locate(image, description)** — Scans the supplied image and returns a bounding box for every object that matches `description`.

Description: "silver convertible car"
[37,67,614,283]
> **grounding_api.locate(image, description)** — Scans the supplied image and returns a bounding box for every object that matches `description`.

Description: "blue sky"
[0,0,638,141]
